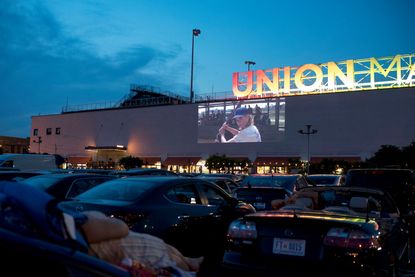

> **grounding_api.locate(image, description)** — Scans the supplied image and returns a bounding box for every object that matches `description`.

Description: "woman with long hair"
[218,107,261,143]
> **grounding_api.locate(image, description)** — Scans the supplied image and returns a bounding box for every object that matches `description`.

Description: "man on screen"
[218,107,262,143]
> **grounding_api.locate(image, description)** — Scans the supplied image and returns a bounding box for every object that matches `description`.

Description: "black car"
[22,173,116,200]
[223,186,410,276]
[344,168,415,214]
[197,176,239,194]
[233,174,313,211]
[232,186,290,211]
[0,170,47,182]
[59,176,255,257]
[200,173,245,184]
[240,174,313,192]
[110,168,179,177]
[307,174,345,186]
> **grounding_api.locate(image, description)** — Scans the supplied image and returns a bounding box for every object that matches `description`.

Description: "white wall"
[30,87,415,160]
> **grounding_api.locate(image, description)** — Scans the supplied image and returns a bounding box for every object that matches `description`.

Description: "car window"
[225,180,238,191]
[296,176,309,189]
[66,177,111,198]
[76,179,154,201]
[201,184,226,206]
[213,180,230,193]
[165,184,201,205]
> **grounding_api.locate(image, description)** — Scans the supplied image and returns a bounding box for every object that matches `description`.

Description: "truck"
[0,154,60,171]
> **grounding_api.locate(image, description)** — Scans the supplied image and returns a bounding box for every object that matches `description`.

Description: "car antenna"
[365,198,370,223]
[363,173,370,223]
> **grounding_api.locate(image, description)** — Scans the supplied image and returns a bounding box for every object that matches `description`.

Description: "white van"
[0,154,59,171]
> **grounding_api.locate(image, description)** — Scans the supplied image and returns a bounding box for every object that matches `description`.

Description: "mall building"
[30,54,415,173]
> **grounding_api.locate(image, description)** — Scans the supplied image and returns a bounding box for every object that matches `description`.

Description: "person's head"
[233,107,253,129]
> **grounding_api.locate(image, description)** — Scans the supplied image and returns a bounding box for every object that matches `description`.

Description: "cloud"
[0,0,186,137]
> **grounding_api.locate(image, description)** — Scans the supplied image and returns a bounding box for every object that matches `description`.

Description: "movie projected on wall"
[197,98,286,143]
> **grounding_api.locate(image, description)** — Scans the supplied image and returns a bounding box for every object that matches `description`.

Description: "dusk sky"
[1,0,414,138]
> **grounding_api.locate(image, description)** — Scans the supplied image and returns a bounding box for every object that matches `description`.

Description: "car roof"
[111,168,178,174]
[27,173,114,179]
[300,185,386,195]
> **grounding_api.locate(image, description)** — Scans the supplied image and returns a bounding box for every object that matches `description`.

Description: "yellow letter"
[405,63,415,85]
[283,66,291,94]
[294,64,323,92]
[232,71,253,97]
[256,69,279,95]
[370,55,401,87]
[327,60,355,90]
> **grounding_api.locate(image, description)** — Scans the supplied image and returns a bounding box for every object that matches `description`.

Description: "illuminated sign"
[232,53,415,98]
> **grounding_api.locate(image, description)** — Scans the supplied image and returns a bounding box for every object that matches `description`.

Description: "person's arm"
[223,124,239,136]
[220,133,238,143]
[218,123,239,143]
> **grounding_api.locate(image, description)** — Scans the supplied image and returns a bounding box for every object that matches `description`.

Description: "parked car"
[197,176,239,194]
[22,173,116,200]
[307,174,345,186]
[233,174,313,211]
[344,168,415,215]
[240,174,313,192]
[200,173,245,184]
[59,176,256,257]
[233,186,290,211]
[223,186,410,276]
[0,170,48,182]
[110,168,179,177]
[0,153,61,171]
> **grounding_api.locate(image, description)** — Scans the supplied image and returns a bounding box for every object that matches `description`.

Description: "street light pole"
[190,28,201,103]
[245,60,256,71]
[298,125,317,175]
[33,136,42,154]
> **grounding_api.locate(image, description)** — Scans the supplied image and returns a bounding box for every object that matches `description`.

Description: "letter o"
[294,64,323,92]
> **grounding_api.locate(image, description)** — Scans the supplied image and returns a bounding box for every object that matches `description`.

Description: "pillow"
[81,211,129,243]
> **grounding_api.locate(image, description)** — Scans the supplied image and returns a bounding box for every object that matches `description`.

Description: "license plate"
[253,202,266,209]
[273,238,306,256]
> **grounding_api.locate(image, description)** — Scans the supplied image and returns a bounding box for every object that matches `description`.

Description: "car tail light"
[227,219,257,239]
[323,227,380,250]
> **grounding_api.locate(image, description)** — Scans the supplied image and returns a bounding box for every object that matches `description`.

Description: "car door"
[196,181,236,253]
[162,181,215,256]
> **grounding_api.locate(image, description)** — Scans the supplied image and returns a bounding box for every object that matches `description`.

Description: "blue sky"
[1,0,414,137]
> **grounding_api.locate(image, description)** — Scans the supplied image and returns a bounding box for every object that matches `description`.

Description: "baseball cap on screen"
[233,107,251,118]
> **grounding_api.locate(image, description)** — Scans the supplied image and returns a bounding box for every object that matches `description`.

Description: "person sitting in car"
[81,210,204,276]
[271,190,320,210]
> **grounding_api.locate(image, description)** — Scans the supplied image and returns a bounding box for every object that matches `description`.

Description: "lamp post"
[298,125,317,175]
[245,60,256,71]
[190,28,201,103]
[33,136,42,154]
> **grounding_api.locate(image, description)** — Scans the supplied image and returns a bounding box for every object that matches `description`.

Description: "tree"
[205,154,251,173]
[205,154,227,173]
[119,156,143,170]
[402,141,415,169]
[366,145,403,168]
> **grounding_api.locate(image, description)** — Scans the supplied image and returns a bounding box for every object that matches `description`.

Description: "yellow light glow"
[232,53,415,98]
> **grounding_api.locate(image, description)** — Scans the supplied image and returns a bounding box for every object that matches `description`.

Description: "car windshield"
[308,176,338,185]
[346,170,414,192]
[75,179,155,201]
[242,176,297,190]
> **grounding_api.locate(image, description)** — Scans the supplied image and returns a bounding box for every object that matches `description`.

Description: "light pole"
[33,136,42,154]
[298,125,317,174]
[245,60,256,71]
[190,28,201,103]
